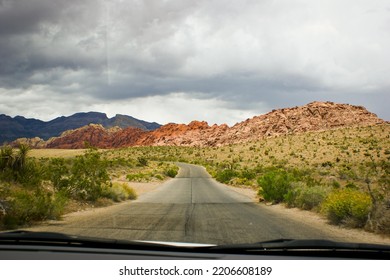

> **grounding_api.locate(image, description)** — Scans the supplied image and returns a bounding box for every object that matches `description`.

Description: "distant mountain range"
[0,112,161,144]
[8,101,387,149]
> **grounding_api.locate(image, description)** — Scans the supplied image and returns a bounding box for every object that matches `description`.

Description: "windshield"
[0,0,389,247]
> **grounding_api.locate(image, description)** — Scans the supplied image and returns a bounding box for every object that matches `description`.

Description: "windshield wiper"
[212,238,390,250]
[0,230,211,251]
[209,239,390,259]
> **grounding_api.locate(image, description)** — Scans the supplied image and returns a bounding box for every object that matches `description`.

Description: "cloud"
[1,0,389,123]
[89,92,264,126]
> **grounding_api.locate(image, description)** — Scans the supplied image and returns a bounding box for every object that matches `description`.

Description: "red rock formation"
[42,124,147,149]
[45,124,114,149]
[220,101,385,144]
[15,101,387,148]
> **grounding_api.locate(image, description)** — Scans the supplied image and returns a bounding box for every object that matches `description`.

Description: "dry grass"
[207,124,389,167]
[201,124,389,191]
[28,149,88,158]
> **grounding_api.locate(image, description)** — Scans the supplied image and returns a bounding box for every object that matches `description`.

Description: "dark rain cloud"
[1,0,389,122]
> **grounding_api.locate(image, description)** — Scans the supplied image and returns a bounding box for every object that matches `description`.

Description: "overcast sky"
[1,0,389,125]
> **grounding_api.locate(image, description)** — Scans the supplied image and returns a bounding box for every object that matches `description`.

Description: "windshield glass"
[0,0,389,247]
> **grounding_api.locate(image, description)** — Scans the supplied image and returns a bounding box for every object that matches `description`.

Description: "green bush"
[1,188,67,229]
[126,172,151,182]
[16,160,44,188]
[48,158,71,191]
[321,189,372,227]
[46,149,113,201]
[0,144,43,187]
[285,182,328,210]
[49,190,68,219]
[215,169,237,184]
[284,186,299,207]
[297,185,327,210]
[137,157,148,166]
[164,167,178,178]
[68,149,111,201]
[257,170,292,203]
[345,182,358,189]
[239,168,256,180]
[154,174,164,180]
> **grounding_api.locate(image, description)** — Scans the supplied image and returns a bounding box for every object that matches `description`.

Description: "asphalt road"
[26,163,345,244]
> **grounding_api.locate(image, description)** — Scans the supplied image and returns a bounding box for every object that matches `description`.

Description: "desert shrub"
[126,172,152,182]
[103,183,137,202]
[365,198,390,234]
[234,177,251,186]
[345,182,358,189]
[154,174,164,180]
[284,185,300,207]
[122,184,137,200]
[239,168,256,180]
[109,157,135,168]
[0,145,43,188]
[0,145,14,172]
[0,144,29,173]
[321,189,372,227]
[285,182,328,210]
[18,160,45,188]
[0,188,67,229]
[164,166,179,178]
[257,169,292,203]
[47,158,71,191]
[46,149,112,201]
[338,168,358,180]
[295,186,328,210]
[49,190,68,219]
[321,161,333,167]
[137,157,148,166]
[103,184,124,202]
[331,180,341,189]
[68,149,111,201]
[215,169,237,184]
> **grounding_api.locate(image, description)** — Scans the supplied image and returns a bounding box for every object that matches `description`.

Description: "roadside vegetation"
[0,146,176,229]
[204,124,389,234]
[1,124,389,234]
[94,124,389,234]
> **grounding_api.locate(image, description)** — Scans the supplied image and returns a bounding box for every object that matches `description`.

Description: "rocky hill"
[0,112,161,144]
[12,102,387,148]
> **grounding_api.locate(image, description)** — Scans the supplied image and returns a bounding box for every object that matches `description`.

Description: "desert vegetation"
[205,124,389,234]
[0,143,182,229]
[0,147,132,229]
[93,124,389,234]
[1,124,389,234]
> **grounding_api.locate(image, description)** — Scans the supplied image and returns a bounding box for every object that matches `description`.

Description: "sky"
[1,0,389,125]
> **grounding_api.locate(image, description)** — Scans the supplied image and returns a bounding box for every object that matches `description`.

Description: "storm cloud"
[1,0,389,124]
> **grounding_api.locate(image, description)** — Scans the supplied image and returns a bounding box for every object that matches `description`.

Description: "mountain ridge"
[10,101,387,149]
[0,112,161,144]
